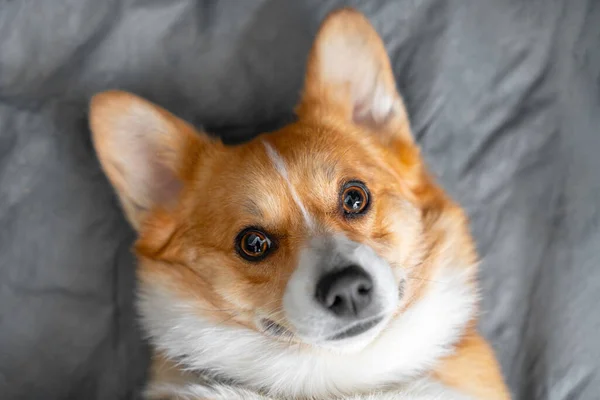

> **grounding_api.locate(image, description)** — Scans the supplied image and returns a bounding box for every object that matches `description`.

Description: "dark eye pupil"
[246,233,266,254]
[237,229,272,261]
[344,190,363,210]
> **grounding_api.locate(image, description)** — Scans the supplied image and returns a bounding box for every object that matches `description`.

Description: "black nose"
[316,265,373,318]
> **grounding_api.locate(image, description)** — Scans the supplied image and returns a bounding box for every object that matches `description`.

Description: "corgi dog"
[89,8,510,400]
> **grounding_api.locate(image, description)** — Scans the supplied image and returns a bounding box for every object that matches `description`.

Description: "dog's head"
[90,8,477,395]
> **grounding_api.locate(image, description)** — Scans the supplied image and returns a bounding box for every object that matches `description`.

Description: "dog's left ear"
[297,8,412,146]
[89,91,207,231]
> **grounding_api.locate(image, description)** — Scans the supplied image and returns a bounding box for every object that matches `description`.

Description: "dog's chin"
[310,314,392,353]
[259,313,393,354]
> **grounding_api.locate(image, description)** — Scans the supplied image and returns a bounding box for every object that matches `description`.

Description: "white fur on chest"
[139,266,476,399]
[146,378,472,400]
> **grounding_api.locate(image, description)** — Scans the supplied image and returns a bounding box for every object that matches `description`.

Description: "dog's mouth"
[260,315,386,347]
[260,318,294,338]
[326,316,384,341]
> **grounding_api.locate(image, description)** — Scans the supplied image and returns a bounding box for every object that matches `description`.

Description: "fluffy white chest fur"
[146,378,472,400]
[140,267,476,399]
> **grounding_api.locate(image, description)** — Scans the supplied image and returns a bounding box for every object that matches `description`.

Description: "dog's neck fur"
[139,259,477,399]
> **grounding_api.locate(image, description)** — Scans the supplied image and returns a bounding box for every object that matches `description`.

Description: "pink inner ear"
[121,136,182,212]
[352,79,398,130]
[147,159,182,208]
[312,21,402,132]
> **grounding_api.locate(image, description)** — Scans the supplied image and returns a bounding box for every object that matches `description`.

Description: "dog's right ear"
[89,91,206,231]
[297,8,412,147]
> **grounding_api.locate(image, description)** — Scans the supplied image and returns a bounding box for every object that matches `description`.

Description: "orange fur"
[434,328,512,399]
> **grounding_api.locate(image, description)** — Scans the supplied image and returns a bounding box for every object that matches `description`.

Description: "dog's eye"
[341,182,370,215]
[236,228,272,261]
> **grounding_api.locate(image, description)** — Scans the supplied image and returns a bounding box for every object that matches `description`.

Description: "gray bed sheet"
[1,1,599,399]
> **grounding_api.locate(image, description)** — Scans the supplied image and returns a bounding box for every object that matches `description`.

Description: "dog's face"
[90,8,476,366]
[129,121,425,352]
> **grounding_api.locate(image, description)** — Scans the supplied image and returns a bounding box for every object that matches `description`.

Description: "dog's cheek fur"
[136,252,291,332]
[136,225,300,335]
[371,194,424,275]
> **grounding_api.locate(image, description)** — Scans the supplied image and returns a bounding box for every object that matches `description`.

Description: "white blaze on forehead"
[262,141,313,229]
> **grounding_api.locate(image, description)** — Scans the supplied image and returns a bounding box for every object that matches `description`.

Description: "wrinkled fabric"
[0,1,599,399]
